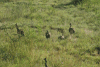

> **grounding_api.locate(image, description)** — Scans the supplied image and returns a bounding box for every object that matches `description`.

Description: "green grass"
[0,0,100,67]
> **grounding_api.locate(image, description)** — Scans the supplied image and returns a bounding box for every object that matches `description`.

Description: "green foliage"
[0,0,13,2]
[0,0,100,67]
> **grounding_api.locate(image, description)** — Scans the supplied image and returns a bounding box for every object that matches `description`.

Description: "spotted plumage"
[15,23,24,36]
[69,23,75,34]
[44,58,48,67]
[45,30,51,39]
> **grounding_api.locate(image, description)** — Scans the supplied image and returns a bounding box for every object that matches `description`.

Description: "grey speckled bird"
[69,23,75,34]
[15,23,24,36]
[45,30,51,39]
[44,58,48,67]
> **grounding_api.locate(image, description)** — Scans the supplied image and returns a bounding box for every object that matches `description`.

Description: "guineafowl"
[58,33,64,40]
[15,23,24,36]
[45,30,51,39]
[44,58,48,67]
[69,23,75,34]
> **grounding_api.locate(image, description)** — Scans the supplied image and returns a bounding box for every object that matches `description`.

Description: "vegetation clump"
[0,0,100,67]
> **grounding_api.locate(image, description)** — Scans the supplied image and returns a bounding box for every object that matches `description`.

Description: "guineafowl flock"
[15,23,75,39]
[9,23,75,67]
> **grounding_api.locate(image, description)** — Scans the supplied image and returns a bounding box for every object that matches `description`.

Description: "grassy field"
[0,0,100,67]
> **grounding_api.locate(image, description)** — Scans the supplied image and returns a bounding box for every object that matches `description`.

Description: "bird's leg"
[70,34,72,39]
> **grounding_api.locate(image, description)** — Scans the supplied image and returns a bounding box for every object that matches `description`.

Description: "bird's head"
[47,30,49,33]
[15,23,17,26]
[44,58,46,60]
[70,23,72,27]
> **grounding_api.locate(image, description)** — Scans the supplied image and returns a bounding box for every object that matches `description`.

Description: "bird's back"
[46,31,50,38]
[69,28,75,34]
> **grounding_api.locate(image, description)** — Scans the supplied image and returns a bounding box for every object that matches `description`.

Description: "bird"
[58,33,65,40]
[69,23,75,34]
[58,35,64,40]
[15,23,24,36]
[44,58,48,67]
[45,30,51,39]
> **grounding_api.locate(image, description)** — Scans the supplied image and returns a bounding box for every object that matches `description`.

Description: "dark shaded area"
[52,0,84,8]
[24,14,34,20]
[95,47,100,51]
[49,26,64,33]
[30,25,38,28]
[95,46,100,54]
[71,0,83,5]
[29,25,47,29]
[0,0,13,2]
[41,26,46,29]
[85,46,100,56]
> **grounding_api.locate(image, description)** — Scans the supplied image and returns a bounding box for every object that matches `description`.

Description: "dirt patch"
[84,29,93,35]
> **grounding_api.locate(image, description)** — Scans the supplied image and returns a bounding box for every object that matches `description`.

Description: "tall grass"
[0,0,100,67]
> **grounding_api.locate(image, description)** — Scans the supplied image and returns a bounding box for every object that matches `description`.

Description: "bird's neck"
[45,62,47,67]
[70,25,71,28]
[16,26,20,31]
